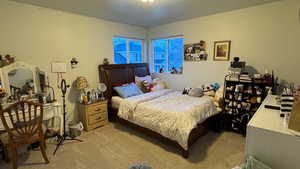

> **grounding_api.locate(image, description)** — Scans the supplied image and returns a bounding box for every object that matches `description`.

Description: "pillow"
[188,88,204,97]
[135,75,153,89]
[151,78,167,92]
[114,83,143,98]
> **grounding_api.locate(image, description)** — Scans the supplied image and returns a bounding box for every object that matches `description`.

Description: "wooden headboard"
[98,63,150,102]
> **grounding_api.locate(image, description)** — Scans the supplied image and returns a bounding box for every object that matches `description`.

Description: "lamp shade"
[76,76,89,89]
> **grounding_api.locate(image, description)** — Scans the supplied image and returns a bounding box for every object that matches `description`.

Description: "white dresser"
[246,95,300,169]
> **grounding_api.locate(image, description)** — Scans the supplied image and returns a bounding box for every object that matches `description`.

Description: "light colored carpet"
[0,123,245,169]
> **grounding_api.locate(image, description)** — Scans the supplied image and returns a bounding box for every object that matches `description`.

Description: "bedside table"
[78,100,108,131]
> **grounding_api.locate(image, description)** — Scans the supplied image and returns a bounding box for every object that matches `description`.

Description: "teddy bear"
[141,80,153,93]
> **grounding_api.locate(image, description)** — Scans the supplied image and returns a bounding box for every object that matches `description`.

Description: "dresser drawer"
[88,120,107,131]
[88,113,107,125]
[87,104,107,115]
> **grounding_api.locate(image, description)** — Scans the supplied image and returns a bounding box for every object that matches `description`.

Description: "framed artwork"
[184,40,208,62]
[213,41,231,61]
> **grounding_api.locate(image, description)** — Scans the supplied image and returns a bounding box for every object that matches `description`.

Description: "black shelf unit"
[222,75,270,136]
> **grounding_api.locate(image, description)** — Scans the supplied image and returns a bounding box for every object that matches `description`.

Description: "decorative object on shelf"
[214,40,231,61]
[5,54,15,64]
[0,54,15,68]
[75,76,89,104]
[97,83,107,101]
[103,58,109,65]
[184,40,208,61]
[70,57,78,69]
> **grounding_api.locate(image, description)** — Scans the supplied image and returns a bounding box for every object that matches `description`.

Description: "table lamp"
[75,76,89,104]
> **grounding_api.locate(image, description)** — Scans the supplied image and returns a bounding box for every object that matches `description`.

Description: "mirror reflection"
[8,68,34,96]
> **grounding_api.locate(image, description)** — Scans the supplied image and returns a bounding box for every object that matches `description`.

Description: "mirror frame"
[1,62,38,96]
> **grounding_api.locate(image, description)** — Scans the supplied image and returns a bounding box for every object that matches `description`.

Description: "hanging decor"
[184,40,208,62]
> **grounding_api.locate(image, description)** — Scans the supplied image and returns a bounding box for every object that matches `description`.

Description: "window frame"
[112,36,146,64]
[150,35,184,73]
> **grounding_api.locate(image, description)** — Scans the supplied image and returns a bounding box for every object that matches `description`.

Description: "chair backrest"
[0,101,43,142]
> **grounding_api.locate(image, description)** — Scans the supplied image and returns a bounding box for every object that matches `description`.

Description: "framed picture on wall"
[213,40,231,61]
[184,40,208,62]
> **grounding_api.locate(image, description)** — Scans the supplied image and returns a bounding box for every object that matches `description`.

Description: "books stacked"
[239,74,252,83]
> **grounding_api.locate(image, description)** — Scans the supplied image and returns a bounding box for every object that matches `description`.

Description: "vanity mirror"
[0,62,47,100]
[8,68,34,96]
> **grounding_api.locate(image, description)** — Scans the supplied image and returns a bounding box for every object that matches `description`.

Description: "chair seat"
[0,132,41,145]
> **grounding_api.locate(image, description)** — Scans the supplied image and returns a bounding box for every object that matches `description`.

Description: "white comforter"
[118,89,217,150]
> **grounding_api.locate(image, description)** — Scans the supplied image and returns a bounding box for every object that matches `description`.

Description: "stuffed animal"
[201,84,216,97]
[182,87,192,95]
[141,80,153,93]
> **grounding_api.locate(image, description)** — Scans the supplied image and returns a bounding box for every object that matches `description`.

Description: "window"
[152,37,184,74]
[113,37,144,64]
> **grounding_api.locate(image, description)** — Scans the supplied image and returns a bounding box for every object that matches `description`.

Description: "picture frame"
[184,40,208,62]
[213,40,231,61]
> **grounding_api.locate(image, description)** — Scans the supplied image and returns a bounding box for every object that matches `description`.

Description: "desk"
[0,102,63,135]
[246,95,300,169]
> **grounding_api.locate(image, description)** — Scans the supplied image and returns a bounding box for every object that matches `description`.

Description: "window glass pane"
[168,38,184,73]
[129,40,143,63]
[153,39,168,73]
[113,37,127,64]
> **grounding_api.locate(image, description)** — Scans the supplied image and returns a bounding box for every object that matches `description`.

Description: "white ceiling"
[12,0,279,27]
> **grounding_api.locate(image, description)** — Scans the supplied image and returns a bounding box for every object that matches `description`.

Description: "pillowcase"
[188,88,204,97]
[135,75,153,89]
[114,83,143,98]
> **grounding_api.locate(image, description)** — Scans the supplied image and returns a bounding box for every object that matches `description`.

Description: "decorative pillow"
[188,88,204,97]
[114,83,143,98]
[135,75,153,89]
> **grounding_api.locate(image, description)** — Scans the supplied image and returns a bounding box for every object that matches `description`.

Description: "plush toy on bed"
[201,83,220,97]
[141,80,153,93]
[182,88,192,95]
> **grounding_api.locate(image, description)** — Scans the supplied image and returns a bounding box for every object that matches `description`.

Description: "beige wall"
[0,0,147,121]
[149,0,300,89]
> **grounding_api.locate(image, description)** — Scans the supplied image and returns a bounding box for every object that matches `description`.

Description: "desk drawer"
[87,104,107,115]
[88,113,107,125]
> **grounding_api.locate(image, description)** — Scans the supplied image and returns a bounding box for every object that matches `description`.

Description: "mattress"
[111,96,124,109]
[117,89,218,150]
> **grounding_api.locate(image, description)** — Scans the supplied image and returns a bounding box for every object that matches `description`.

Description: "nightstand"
[78,100,108,131]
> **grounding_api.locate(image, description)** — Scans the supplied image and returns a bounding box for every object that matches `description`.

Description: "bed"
[98,63,220,158]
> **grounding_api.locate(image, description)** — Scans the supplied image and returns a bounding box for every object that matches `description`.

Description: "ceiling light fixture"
[142,0,154,3]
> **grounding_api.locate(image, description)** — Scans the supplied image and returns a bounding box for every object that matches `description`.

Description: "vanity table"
[0,61,63,135]
[0,102,63,135]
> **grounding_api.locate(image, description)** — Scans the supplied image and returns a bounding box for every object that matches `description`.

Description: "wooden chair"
[0,101,49,169]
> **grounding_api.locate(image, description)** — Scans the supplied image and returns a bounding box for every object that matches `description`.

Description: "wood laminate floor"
[0,123,245,169]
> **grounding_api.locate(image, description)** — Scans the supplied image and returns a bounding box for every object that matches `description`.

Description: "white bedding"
[111,96,123,109]
[118,89,218,150]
